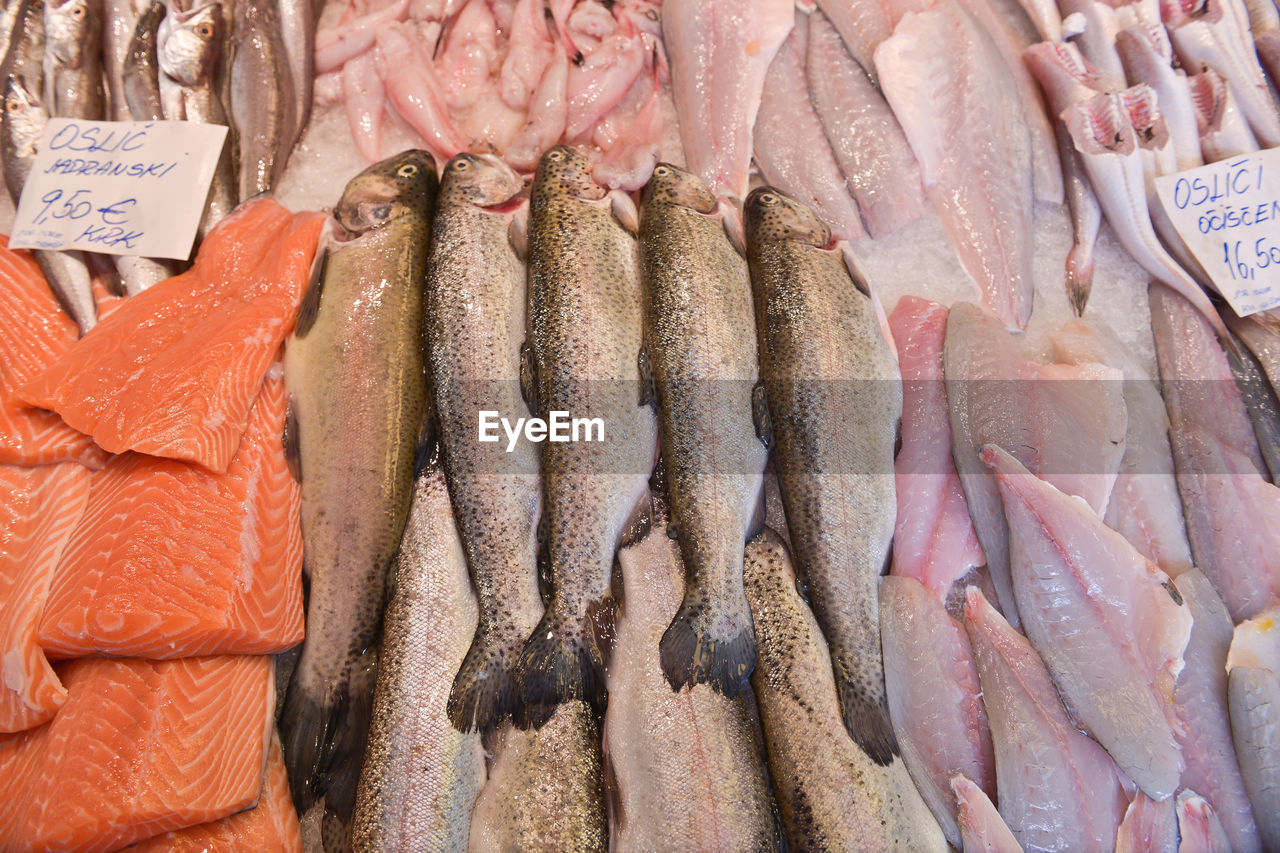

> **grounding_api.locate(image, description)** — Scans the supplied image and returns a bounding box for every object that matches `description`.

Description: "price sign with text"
[1155,148,1280,317]
[9,119,228,261]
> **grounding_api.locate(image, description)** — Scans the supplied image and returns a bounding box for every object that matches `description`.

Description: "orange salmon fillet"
[0,236,108,469]
[124,733,303,853]
[0,656,275,853]
[18,199,327,473]
[0,463,90,733]
[37,374,304,659]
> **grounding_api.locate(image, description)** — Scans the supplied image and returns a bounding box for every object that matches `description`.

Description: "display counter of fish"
[5,0,1280,848]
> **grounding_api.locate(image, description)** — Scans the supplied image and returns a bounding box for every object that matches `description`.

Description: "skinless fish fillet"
[0,655,275,852]
[0,462,89,733]
[37,375,304,659]
[984,445,1191,800]
[876,2,1036,331]
[964,587,1129,853]
[0,236,107,469]
[1226,608,1280,850]
[18,199,326,473]
[1115,792,1178,853]
[1177,790,1236,853]
[123,734,302,853]
[951,775,1023,853]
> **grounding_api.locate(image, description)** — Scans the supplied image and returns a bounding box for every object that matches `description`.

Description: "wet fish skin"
[1228,665,1280,851]
[951,775,1022,853]
[102,0,138,121]
[1228,308,1280,403]
[277,0,312,150]
[467,701,608,852]
[33,248,96,336]
[280,150,437,825]
[42,0,104,120]
[1,70,43,204]
[1226,328,1280,482]
[603,500,778,851]
[122,0,163,122]
[519,145,657,725]
[744,186,901,764]
[426,153,544,735]
[639,162,765,696]
[228,0,296,199]
[350,466,486,852]
[1,0,44,95]
[743,530,945,851]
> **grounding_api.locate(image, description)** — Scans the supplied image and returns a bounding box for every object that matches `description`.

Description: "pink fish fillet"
[663,0,794,200]
[374,24,466,162]
[314,0,409,74]
[806,11,927,239]
[753,20,866,241]
[944,302,1127,625]
[888,296,984,597]
[1178,790,1237,853]
[964,587,1128,853]
[876,3,1035,332]
[813,0,930,85]
[1169,569,1263,852]
[951,775,1023,853]
[880,576,993,849]
[1115,792,1178,853]
[591,67,662,191]
[984,444,1192,800]
[1050,318,1195,578]
[341,51,384,163]
[1150,283,1280,621]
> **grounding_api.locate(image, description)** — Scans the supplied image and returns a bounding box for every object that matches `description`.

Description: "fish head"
[533,145,608,203]
[334,149,438,236]
[441,152,524,208]
[642,162,716,214]
[45,0,98,66]
[744,186,832,248]
[157,2,222,87]
[3,74,46,145]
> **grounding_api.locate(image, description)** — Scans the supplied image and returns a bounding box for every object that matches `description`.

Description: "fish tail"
[1066,245,1094,317]
[446,625,524,734]
[516,606,607,728]
[658,590,757,695]
[835,671,900,766]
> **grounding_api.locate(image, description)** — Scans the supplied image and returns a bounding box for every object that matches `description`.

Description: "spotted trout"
[280,150,436,829]
[744,186,902,764]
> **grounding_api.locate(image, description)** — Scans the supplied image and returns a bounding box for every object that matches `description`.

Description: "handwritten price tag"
[9,118,228,260]
[1155,148,1280,317]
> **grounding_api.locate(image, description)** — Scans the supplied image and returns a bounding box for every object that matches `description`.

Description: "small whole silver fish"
[276,0,311,150]
[468,701,608,852]
[743,530,945,851]
[102,0,141,120]
[744,185,901,764]
[603,498,779,851]
[280,150,437,828]
[426,152,544,735]
[519,145,658,725]
[350,466,486,852]
[228,0,295,198]
[1,0,43,97]
[1,71,43,204]
[42,0,104,119]
[638,162,765,696]
[122,0,163,121]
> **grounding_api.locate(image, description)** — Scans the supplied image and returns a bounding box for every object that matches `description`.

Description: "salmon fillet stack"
[0,198,323,851]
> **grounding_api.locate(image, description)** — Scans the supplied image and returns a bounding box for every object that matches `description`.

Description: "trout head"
[334,149,438,236]
[533,145,607,206]
[642,163,716,214]
[440,151,525,209]
[745,186,832,248]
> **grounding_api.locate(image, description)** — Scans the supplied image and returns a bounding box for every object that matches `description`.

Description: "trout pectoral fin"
[609,188,639,235]
[519,341,538,418]
[293,239,329,339]
[637,347,655,409]
[508,205,529,261]
[283,395,301,482]
[752,382,773,450]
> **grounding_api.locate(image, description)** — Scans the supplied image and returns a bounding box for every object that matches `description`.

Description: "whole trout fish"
[426,153,544,734]
[350,465,486,852]
[744,186,901,764]
[280,150,436,828]
[638,162,765,695]
[518,145,657,724]
[743,530,945,851]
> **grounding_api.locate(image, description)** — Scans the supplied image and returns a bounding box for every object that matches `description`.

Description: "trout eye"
[758,192,778,206]
[452,158,470,171]
[653,165,669,177]
[397,163,418,179]
[547,149,565,162]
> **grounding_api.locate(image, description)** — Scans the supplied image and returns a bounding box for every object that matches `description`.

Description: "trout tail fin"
[447,625,524,734]
[516,606,608,728]
[659,589,757,695]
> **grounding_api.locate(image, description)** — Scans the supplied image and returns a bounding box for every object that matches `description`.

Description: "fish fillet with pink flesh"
[663,0,794,200]
[1115,793,1177,853]
[951,775,1022,853]
[876,3,1035,331]
[985,444,1191,799]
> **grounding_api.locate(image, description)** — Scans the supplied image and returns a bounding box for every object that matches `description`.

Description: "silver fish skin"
[280,150,436,827]
[603,500,778,851]
[743,530,946,851]
[638,162,765,696]
[744,186,901,764]
[33,248,96,335]
[277,0,311,150]
[102,0,140,120]
[426,153,544,735]
[1,70,43,204]
[42,0,104,119]
[122,0,163,122]
[1228,665,1280,850]
[467,701,608,853]
[1228,308,1280,402]
[350,466,486,853]
[518,145,658,725]
[228,0,295,198]
[0,0,18,78]
[1,0,44,101]
[1226,328,1280,482]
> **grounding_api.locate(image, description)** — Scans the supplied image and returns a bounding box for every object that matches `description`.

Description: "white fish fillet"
[964,587,1128,853]
[984,444,1192,800]
[951,775,1023,853]
[814,0,929,84]
[877,3,1036,331]
[1115,792,1177,853]
[1177,790,1236,853]
[806,11,927,239]
[1115,24,1206,169]
[663,0,794,199]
